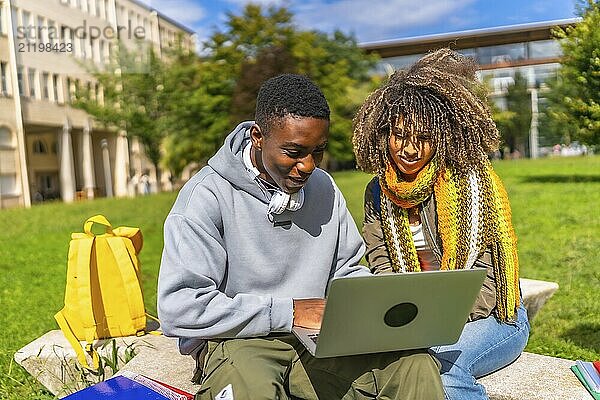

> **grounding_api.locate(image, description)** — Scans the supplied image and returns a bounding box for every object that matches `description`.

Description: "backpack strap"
[55,233,100,369]
[55,309,99,369]
[105,236,146,335]
[373,177,382,215]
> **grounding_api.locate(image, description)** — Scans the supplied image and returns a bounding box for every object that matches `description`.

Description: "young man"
[158,74,443,400]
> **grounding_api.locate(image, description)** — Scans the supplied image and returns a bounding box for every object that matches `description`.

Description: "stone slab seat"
[117,336,590,400]
[15,278,568,398]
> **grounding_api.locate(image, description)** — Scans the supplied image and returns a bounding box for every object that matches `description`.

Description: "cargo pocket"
[195,341,230,399]
[349,371,377,399]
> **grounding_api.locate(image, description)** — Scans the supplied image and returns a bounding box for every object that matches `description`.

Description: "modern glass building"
[360,19,580,157]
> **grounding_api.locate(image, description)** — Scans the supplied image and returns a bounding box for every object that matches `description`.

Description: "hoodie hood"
[207,121,267,202]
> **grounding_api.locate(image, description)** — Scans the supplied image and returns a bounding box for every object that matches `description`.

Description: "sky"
[141,0,579,48]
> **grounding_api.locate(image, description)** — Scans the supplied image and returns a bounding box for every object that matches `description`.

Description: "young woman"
[352,49,530,399]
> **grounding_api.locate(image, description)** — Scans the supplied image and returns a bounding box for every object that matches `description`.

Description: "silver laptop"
[293,268,486,358]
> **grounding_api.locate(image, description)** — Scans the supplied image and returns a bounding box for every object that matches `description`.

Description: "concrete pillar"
[130,136,143,195]
[113,130,129,197]
[59,123,76,203]
[5,0,31,207]
[101,138,113,198]
[82,122,96,198]
[529,88,539,159]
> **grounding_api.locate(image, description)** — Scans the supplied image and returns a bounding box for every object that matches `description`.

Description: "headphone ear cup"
[287,190,304,211]
[268,191,290,215]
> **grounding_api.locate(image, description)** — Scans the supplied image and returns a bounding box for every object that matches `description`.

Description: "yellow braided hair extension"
[487,164,520,320]
[379,191,420,272]
[434,169,460,270]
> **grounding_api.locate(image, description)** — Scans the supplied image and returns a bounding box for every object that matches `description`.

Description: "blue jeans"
[430,304,530,400]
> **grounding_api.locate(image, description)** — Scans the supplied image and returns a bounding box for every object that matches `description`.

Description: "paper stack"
[571,360,600,400]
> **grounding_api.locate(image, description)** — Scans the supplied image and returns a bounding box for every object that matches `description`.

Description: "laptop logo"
[384,302,418,327]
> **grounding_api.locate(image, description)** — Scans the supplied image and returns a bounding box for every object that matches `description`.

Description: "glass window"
[0,175,18,195]
[0,62,8,95]
[42,72,49,99]
[61,26,72,47]
[53,74,60,102]
[66,77,72,103]
[0,127,13,146]
[33,139,47,153]
[458,48,477,60]
[528,40,562,59]
[477,43,527,65]
[374,53,423,74]
[22,11,32,40]
[48,20,57,46]
[0,6,4,35]
[17,66,24,95]
[96,0,103,19]
[28,67,36,98]
[37,16,44,43]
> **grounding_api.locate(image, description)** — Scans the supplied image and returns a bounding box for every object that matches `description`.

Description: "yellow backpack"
[55,215,155,369]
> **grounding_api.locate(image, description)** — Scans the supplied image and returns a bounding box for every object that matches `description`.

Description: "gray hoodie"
[157,121,370,354]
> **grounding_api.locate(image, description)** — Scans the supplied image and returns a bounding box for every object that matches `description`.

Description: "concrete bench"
[117,336,590,400]
[15,278,565,398]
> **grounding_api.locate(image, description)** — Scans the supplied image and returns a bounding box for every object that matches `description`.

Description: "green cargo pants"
[196,334,443,400]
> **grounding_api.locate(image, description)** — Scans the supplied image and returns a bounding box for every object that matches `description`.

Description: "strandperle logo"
[16,19,147,41]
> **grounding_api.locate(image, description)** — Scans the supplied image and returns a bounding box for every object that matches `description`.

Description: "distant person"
[553,143,561,155]
[158,74,444,399]
[352,49,530,400]
[140,171,150,195]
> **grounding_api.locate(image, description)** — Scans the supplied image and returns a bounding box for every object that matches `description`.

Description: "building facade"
[360,19,580,157]
[0,0,194,208]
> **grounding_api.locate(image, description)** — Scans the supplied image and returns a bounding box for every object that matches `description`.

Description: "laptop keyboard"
[308,333,319,344]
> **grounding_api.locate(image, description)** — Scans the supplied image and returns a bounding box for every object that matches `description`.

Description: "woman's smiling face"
[388,115,436,181]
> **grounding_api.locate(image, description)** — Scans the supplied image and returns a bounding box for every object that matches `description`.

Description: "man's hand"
[293,298,326,329]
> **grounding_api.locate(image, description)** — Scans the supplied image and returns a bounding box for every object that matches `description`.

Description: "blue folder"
[63,375,184,400]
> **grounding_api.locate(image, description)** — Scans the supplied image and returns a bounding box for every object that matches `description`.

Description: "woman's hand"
[293,298,326,329]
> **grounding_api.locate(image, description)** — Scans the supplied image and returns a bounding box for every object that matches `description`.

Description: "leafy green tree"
[160,45,230,178]
[230,45,296,123]
[198,4,378,170]
[491,72,532,156]
[506,72,532,155]
[542,0,600,146]
[74,43,168,187]
[293,30,379,167]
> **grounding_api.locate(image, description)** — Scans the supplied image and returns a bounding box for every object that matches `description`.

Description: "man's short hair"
[255,74,330,134]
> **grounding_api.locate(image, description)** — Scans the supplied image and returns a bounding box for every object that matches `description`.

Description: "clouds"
[141,0,576,52]
[144,0,206,26]
[293,0,478,42]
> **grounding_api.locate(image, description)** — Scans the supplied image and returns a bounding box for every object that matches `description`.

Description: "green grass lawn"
[1,156,599,399]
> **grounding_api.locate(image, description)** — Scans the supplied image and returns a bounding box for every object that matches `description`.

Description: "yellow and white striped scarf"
[379,159,520,321]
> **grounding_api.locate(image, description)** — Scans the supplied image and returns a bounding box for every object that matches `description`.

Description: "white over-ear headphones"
[267,190,304,215]
[243,142,305,215]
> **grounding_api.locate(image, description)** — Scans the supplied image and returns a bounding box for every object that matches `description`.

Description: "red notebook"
[594,361,600,375]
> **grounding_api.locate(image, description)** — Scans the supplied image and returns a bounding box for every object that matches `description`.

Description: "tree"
[493,72,532,156]
[542,0,600,146]
[74,43,169,188]
[230,45,296,123]
[160,44,230,178]
[194,4,379,170]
